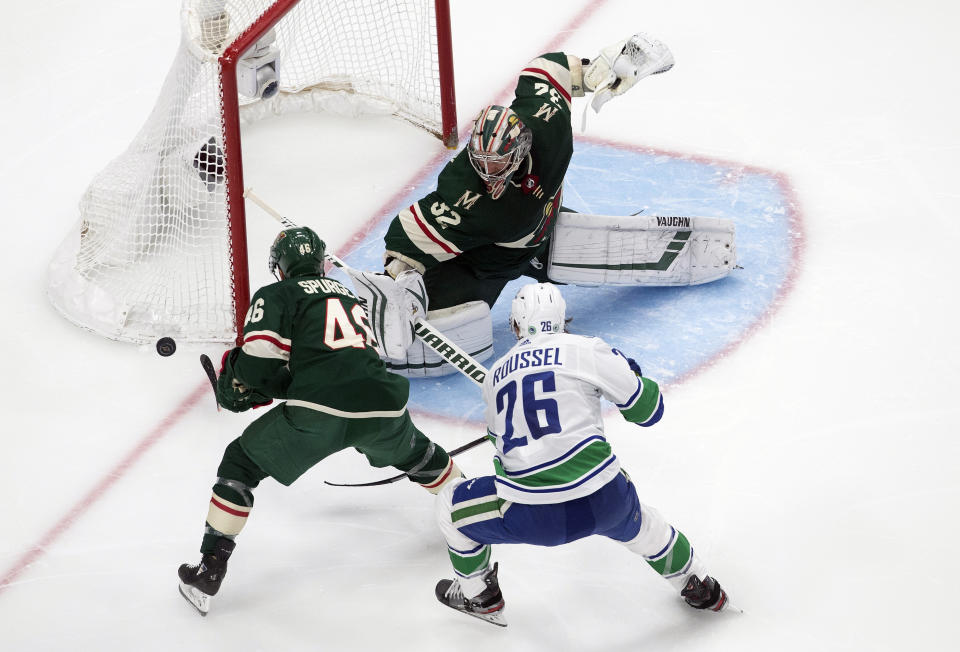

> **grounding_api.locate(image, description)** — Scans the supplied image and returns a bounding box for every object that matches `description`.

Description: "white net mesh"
[48,0,449,344]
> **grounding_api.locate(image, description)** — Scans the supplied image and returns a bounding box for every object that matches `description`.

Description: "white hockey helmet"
[510,283,566,339]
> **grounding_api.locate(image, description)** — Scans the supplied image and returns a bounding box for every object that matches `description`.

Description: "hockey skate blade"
[692,595,743,615]
[178,581,211,616]
[713,590,743,614]
[441,601,508,627]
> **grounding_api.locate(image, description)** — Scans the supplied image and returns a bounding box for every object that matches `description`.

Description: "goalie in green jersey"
[362,33,677,378]
[177,226,462,617]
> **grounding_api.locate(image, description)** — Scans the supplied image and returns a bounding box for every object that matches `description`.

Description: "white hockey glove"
[383,253,422,279]
[348,268,427,360]
[581,33,674,129]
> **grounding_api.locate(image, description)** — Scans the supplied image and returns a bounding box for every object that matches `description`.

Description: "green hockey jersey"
[384,52,576,278]
[231,275,409,416]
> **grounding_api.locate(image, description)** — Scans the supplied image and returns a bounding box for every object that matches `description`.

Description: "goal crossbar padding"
[385,301,494,378]
[547,212,738,287]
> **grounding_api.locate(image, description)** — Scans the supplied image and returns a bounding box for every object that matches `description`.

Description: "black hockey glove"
[216,349,273,413]
[612,348,643,377]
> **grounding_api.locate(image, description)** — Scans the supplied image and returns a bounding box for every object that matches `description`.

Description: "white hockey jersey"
[481,332,663,505]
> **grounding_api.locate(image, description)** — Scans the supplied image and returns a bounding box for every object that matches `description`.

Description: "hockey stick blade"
[324,434,490,487]
[199,354,221,412]
[322,473,407,488]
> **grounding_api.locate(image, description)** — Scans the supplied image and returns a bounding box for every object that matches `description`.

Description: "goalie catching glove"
[215,349,273,413]
[579,33,675,129]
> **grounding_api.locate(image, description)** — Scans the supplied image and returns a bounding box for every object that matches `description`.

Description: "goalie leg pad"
[547,211,738,287]
[386,301,494,378]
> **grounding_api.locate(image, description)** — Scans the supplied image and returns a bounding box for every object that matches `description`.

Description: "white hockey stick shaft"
[243,187,488,386]
[244,187,297,228]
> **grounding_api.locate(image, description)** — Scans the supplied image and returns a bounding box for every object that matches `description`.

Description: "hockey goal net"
[47,0,457,345]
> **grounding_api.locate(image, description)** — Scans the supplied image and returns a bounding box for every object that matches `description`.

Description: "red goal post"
[47,0,458,346]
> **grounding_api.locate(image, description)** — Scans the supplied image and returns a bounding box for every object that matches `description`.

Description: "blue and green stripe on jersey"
[488,374,660,497]
[618,376,663,425]
[492,436,616,495]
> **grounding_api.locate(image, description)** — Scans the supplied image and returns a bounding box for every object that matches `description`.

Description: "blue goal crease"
[329,141,795,421]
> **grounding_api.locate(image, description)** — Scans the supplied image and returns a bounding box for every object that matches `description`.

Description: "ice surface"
[2,1,958,651]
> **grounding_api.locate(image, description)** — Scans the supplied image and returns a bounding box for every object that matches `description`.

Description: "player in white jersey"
[433,283,730,626]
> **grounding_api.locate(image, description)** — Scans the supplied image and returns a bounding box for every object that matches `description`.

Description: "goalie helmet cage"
[47,0,457,345]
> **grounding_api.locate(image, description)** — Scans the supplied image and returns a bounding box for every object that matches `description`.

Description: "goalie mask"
[468,105,533,200]
[268,227,326,279]
[510,283,566,339]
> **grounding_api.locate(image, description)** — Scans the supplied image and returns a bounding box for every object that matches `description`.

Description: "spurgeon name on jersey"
[481,333,664,505]
[384,53,576,279]
[233,275,409,417]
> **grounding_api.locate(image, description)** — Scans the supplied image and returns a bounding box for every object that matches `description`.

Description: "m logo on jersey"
[534,103,559,122]
[455,190,482,211]
[342,138,800,422]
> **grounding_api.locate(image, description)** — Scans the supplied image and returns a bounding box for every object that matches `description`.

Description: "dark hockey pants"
[423,242,553,310]
[199,403,449,553]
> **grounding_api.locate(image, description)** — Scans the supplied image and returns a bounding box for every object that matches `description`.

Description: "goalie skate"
[435,563,507,627]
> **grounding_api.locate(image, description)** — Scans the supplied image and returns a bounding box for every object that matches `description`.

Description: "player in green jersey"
[177,227,462,616]
[360,34,676,377]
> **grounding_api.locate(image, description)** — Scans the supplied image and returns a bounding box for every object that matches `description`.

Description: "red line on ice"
[0,0,613,596]
[0,382,209,594]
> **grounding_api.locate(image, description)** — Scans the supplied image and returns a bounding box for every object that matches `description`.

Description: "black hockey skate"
[177,538,235,616]
[680,574,729,612]
[435,562,507,627]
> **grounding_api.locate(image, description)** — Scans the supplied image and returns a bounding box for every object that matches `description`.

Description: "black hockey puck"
[156,337,177,357]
